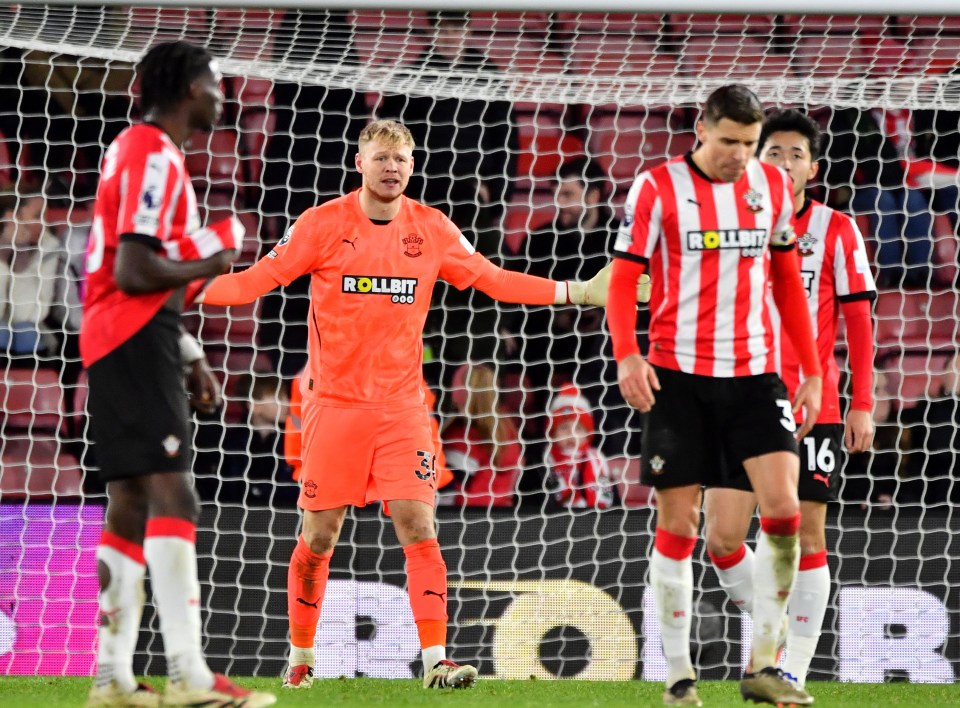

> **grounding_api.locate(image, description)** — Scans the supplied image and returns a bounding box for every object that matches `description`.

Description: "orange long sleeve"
[200,258,283,306]
[470,259,562,304]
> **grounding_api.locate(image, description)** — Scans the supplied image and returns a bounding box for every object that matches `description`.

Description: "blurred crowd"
[1,10,958,511]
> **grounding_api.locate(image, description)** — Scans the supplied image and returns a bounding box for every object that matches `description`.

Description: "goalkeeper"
[197,119,650,691]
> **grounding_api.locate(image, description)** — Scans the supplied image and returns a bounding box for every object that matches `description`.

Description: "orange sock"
[403,538,448,649]
[287,535,332,648]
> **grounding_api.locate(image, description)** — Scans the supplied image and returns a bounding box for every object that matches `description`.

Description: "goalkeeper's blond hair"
[359,120,415,151]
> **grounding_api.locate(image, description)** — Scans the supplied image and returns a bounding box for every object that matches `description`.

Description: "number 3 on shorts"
[775,399,797,433]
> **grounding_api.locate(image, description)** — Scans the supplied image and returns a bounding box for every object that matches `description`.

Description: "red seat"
[608,457,653,508]
[863,37,915,77]
[681,35,789,79]
[781,15,885,36]
[568,36,670,77]
[0,368,62,431]
[469,11,551,34]
[212,9,281,62]
[127,8,209,46]
[590,113,696,183]
[792,35,868,77]
[669,13,775,35]
[557,13,662,36]
[908,37,960,75]
[879,351,950,410]
[0,437,82,500]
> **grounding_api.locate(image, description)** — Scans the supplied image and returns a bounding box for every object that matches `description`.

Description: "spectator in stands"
[441,364,522,508]
[378,11,521,371]
[377,10,518,238]
[823,107,953,288]
[501,158,646,460]
[217,372,298,507]
[0,188,65,362]
[258,10,368,377]
[899,351,960,506]
[544,384,616,510]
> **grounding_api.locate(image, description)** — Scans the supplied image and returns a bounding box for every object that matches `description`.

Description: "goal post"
[0,3,958,683]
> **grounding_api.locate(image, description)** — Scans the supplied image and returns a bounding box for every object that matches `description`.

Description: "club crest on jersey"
[342,275,418,304]
[403,233,423,258]
[798,232,817,257]
[743,188,764,213]
[161,435,181,458]
[649,455,666,475]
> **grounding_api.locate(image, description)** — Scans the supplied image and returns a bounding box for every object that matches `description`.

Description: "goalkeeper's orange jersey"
[262,189,486,408]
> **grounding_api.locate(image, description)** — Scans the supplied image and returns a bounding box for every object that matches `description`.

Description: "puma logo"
[296,596,321,609]
[813,472,831,487]
[423,590,446,602]
[686,198,702,207]
[342,238,358,250]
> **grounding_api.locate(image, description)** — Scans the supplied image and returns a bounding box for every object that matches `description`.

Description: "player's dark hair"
[759,108,822,161]
[137,41,214,115]
[557,157,608,196]
[703,84,763,127]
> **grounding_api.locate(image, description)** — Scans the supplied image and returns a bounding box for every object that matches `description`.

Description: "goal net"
[1,4,958,684]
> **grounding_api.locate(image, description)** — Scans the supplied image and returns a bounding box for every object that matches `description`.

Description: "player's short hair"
[703,84,763,127]
[137,41,215,115]
[557,157,609,196]
[759,108,822,161]
[359,120,416,151]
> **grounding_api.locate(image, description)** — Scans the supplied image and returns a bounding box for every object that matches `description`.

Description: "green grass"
[2,677,959,707]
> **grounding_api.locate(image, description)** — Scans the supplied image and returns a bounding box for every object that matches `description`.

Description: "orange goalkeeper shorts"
[297,400,439,511]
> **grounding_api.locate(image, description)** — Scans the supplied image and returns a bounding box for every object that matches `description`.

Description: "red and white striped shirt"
[614,154,796,378]
[772,200,877,424]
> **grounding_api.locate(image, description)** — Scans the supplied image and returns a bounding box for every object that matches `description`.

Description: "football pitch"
[1,677,958,707]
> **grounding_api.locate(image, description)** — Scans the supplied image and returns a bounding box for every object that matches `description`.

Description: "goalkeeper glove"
[565,262,651,307]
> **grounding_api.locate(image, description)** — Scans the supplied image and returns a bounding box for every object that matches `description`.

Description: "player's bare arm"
[616,352,661,412]
[115,239,236,295]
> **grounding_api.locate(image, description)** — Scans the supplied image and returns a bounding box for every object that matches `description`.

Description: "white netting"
[1,6,958,684]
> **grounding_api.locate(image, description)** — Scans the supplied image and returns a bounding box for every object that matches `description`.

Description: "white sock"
[94,543,146,692]
[422,645,446,672]
[751,531,799,670]
[712,545,755,614]
[143,529,214,689]
[289,645,315,669]
[783,562,830,686]
[651,549,695,687]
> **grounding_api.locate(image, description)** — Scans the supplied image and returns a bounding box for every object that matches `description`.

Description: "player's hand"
[844,408,875,453]
[617,353,660,412]
[573,263,651,306]
[206,249,239,277]
[792,375,822,441]
[186,357,222,415]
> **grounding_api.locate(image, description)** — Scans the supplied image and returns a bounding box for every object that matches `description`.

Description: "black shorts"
[640,366,799,489]
[86,309,190,482]
[718,423,843,502]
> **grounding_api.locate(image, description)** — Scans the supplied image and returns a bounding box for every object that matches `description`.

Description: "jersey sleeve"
[116,142,182,246]
[769,169,797,251]
[613,173,661,264]
[260,209,326,286]
[832,213,878,301]
[437,214,488,289]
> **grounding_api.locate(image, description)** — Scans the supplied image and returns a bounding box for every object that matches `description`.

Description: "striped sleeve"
[832,211,878,301]
[614,172,660,264]
[768,168,797,251]
[117,145,182,244]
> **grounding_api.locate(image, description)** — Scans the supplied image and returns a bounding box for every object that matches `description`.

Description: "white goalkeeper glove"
[565,262,651,307]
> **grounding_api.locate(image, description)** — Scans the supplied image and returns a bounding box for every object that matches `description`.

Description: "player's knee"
[758,495,800,522]
[706,528,744,559]
[146,474,200,523]
[657,505,700,539]
[301,527,338,555]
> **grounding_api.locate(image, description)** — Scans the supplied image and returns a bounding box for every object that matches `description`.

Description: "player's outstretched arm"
[469,259,650,306]
[195,257,283,306]
[770,247,823,438]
